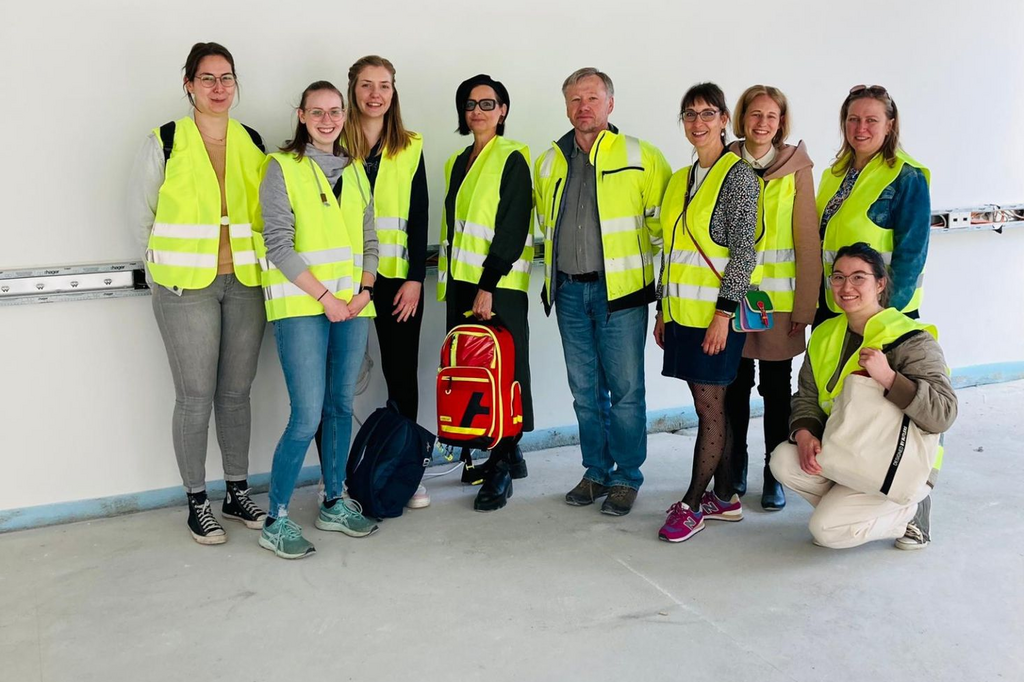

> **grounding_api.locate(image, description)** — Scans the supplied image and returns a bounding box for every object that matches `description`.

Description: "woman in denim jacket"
[815,85,931,325]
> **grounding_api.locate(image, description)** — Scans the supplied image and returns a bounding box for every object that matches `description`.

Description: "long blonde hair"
[344,55,414,162]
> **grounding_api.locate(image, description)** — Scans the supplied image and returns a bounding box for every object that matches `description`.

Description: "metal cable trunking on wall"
[3,203,1022,306]
[0,261,148,307]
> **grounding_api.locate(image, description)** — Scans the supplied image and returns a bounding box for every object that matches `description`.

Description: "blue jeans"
[554,273,648,489]
[268,315,369,517]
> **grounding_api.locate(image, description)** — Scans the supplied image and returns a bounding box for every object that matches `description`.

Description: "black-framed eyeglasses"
[849,84,889,98]
[681,108,719,123]
[196,73,236,88]
[464,99,498,112]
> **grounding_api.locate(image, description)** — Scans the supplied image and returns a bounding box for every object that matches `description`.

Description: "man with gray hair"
[534,67,671,515]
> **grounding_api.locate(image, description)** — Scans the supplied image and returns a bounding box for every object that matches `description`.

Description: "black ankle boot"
[761,463,786,511]
[734,457,749,498]
[473,460,513,512]
[508,446,528,479]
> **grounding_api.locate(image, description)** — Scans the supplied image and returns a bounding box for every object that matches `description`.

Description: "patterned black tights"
[682,382,734,510]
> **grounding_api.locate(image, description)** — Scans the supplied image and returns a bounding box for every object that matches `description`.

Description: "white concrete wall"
[2,0,1023,511]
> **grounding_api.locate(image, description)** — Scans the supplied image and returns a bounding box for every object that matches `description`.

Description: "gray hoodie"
[260,144,378,283]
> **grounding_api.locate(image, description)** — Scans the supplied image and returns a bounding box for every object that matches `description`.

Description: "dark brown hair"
[182,42,236,108]
[833,87,900,174]
[344,56,414,162]
[680,82,730,146]
[279,81,345,161]
[834,242,891,307]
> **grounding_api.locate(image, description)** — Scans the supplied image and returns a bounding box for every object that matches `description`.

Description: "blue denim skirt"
[662,321,746,385]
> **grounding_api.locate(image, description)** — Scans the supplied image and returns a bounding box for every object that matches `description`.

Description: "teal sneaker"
[315,498,379,537]
[258,517,316,560]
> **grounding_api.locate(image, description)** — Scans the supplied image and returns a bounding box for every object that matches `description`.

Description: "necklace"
[200,130,226,144]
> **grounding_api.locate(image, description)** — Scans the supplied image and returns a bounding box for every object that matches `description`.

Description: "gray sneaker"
[315,498,379,537]
[259,517,316,560]
[896,495,931,550]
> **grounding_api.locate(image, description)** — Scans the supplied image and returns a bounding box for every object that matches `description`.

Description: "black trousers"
[725,357,793,486]
[373,275,424,421]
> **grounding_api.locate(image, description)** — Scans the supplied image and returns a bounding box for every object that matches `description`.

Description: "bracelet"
[317,289,330,302]
[713,309,733,319]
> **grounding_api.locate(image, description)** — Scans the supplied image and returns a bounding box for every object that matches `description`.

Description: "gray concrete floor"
[2,381,1022,682]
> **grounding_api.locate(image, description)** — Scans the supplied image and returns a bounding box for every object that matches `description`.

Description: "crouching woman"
[770,242,957,550]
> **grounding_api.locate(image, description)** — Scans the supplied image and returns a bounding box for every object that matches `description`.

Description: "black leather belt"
[562,271,600,283]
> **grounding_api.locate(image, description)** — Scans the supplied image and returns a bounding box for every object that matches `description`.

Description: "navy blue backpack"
[345,402,436,519]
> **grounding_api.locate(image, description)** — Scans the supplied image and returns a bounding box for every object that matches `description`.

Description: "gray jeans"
[152,275,266,493]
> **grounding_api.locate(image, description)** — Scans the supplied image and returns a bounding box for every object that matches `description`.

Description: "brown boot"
[565,478,610,506]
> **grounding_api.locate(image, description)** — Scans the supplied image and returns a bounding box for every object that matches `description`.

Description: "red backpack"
[437,321,523,450]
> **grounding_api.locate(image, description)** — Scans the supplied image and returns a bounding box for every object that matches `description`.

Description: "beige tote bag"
[818,374,939,505]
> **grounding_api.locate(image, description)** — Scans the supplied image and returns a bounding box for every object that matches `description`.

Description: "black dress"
[444,144,534,433]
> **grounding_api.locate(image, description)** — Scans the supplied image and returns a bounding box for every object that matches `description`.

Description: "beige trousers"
[770,443,929,549]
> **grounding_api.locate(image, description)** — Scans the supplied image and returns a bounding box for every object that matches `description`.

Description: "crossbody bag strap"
[659,168,703,296]
[682,191,725,283]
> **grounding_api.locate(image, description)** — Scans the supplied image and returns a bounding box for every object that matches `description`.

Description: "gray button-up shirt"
[556,140,604,275]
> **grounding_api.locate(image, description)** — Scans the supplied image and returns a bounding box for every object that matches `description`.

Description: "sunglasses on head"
[849,84,890,99]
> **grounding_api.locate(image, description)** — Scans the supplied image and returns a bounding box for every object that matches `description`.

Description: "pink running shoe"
[658,501,705,543]
[700,491,743,521]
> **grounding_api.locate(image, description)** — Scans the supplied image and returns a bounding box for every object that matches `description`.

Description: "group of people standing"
[132,42,956,561]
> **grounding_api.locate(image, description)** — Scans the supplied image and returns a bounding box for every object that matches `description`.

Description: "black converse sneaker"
[187,496,227,545]
[222,485,267,530]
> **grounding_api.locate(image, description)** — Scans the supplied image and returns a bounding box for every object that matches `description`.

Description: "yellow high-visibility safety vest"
[807,307,943,468]
[758,172,798,312]
[148,117,264,290]
[660,152,763,328]
[534,130,671,312]
[817,150,931,314]
[365,133,423,280]
[438,136,533,301]
[255,152,376,322]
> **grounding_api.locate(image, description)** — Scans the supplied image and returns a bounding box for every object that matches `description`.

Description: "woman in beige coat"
[724,85,821,510]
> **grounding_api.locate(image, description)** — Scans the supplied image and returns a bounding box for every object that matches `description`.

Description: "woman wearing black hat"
[439,74,535,512]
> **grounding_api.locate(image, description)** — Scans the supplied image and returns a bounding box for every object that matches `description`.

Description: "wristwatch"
[361,285,374,300]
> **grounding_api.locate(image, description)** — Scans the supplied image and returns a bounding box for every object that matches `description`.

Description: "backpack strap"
[241,123,266,153]
[160,121,266,165]
[158,121,176,165]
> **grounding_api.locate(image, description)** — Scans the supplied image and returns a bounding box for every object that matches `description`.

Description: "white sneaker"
[406,484,430,509]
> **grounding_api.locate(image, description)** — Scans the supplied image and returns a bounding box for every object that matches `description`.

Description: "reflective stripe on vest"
[817,150,931,314]
[438,137,533,301]
[660,152,745,328]
[535,130,661,307]
[369,134,423,279]
[808,308,937,415]
[256,153,374,321]
[148,117,264,289]
[757,172,798,311]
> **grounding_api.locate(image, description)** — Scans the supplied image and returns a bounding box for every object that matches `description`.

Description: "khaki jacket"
[790,328,958,441]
